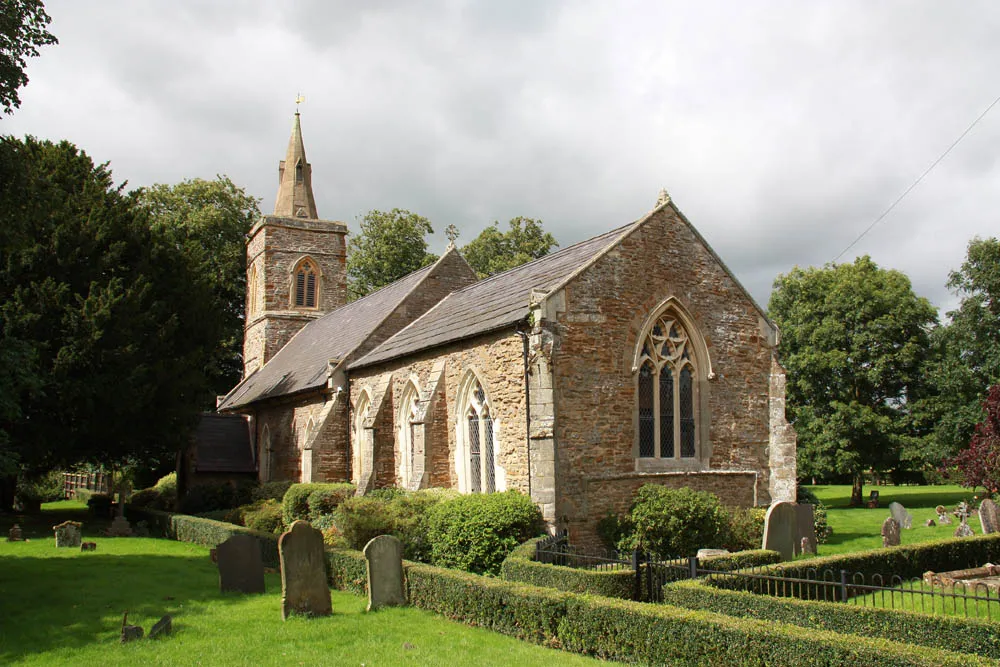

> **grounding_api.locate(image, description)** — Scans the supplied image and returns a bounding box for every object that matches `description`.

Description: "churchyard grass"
[806,484,980,557]
[0,504,612,666]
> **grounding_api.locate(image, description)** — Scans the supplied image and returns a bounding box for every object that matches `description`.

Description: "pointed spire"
[274,111,319,219]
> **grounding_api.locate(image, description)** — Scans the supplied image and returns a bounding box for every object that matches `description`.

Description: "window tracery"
[459,374,496,493]
[293,258,318,308]
[398,382,420,484]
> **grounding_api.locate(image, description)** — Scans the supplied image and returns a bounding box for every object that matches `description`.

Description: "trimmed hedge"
[282,483,355,526]
[324,548,368,596]
[662,579,1000,659]
[500,538,781,600]
[126,506,279,568]
[556,594,985,666]
[708,533,1000,597]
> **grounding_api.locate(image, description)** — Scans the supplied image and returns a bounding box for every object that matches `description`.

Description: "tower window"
[295,158,304,183]
[293,258,319,308]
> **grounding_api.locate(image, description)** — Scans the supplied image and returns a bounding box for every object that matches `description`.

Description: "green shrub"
[129,472,178,511]
[282,483,354,526]
[242,499,284,534]
[501,537,637,599]
[596,512,633,552]
[179,479,256,515]
[195,508,242,524]
[426,490,544,575]
[619,485,731,557]
[662,579,1000,660]
[74,488,94,504]
[17,470,65,506]
[306,483,356,521]
[797,486,832,543]
[335,496,398,550]
[365,486,406,501]
[332,488,450,561]
[86,493,113,517]
[252,480,294,503]
[726,506,766,551]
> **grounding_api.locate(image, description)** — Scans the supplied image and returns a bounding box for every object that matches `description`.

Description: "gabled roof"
[351,221,638,369]
[192,414,255,474]
[218,261,439,411]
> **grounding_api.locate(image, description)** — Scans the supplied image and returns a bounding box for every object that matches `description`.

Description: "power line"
[832,93,1000,263]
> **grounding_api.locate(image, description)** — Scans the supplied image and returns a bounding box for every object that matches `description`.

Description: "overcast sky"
[6,1,999,314]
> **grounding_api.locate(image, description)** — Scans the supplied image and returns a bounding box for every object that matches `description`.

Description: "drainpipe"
[515,322,532,501]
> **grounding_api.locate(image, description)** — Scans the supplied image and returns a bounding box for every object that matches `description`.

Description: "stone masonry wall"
[251,393,350,484]
[349,330,528,493]
[550,203,786,546]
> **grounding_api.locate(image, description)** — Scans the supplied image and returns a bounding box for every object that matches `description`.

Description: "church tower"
[242,111,348,377]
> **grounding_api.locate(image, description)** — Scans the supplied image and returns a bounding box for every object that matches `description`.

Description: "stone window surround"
[631,296,713,473]
[454,369,505,494]
[301,417,315,482]
[289,254,322,310]
[247,263,261,318]
[352,389,372,486]
[397,378,421,486]
[260,424,272,482]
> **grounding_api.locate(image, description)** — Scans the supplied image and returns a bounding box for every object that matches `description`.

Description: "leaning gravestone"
[279,521,332,620]
[978,499,999,535]
[217,534,265,594]
[795,504,817,556]
[888,502,912,529]
[363,534,405,611]
[881,516,900,547]
[53,521,82,548]
[762,501,797,561]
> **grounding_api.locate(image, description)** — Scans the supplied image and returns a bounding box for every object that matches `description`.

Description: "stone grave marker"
[955,522,975,538]
[924,519,936,527]
[936,504,952,525]
[795,504,817,556]
[8,524,23,542]
[217,534,265,594]
[149,614,173,638]
[888,502,912,529]
[107,515,132,537]
[979,499,999,535]
[363,534,405,611]
[279,520,332,620]
[762,501,797,560]
[81,541,97,551]
[53,520,82,548]
[696,548,730,559]
[881,517,900,547]
[120,612,144,643]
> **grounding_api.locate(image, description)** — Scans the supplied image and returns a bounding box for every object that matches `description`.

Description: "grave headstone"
[937,512,953,525]
[120,612,144,643]
[762,501,797,561]
[978,499,999,535]
[81,541,97,551]
[696,548,730,559]
[881,517,901,547]
[888,502,912,529]
[149,614,173,638]
[363,534,405,611]
[867,490,880,508]
[217,534,265,594]
[954,522,975,538]
[925,519,936,527]
[795,504,817,556]
[107,515,132,537]
[279,520,332,620]
[8,524,23,542]
[52,520,82,548]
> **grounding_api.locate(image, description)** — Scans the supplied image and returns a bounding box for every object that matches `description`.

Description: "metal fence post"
[632,548,643,601]
[840,569,849,603]
[689,556,699,580]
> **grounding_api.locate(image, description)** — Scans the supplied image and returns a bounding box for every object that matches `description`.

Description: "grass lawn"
[806,484,983,556]
[0,503,613,666]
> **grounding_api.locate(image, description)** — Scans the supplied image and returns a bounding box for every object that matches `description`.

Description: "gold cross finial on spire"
[295,93,305,109]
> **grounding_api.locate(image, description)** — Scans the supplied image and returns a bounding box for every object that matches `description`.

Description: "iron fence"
[534,535,1000,618]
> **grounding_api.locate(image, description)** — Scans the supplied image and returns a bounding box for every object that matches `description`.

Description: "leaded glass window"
[635,311,698,460]
[463,376,496,493]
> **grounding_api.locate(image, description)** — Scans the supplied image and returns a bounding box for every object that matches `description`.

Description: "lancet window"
[460,375,495,493]
[293,258,318,308]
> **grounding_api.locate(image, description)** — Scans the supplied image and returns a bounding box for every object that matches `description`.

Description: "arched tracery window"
[293,258,319,308]
[460,375,495,493]
[247,263,260,317]
[260,425,272,481]
[398,382,420,484]
[636,310,699,460]
[353,392,371,486]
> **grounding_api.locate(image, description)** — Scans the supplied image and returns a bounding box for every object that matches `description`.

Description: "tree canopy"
[0,136,223,497]
[135,177,260,394]
[768,256,937,505]
[0,0,57,115]
[461,217,558,278]
[347,208,437,299]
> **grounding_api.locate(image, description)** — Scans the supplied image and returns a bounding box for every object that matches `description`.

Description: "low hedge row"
[315,546,986,666]
[708,533,1000,597]
[500,538,781,600]
[126,506,280,568]
[661,580,1000,659]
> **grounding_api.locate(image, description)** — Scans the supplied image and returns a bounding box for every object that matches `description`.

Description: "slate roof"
[351,222,637,369]
[218,263,435,410]
[192,414,256,473]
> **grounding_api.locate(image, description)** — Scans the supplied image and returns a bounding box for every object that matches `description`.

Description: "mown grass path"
[0,504,612,666]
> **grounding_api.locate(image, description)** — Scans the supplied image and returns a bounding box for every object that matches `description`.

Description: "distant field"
[806,484,982,556]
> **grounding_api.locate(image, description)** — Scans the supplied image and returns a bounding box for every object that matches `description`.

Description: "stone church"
[217,112,797,543]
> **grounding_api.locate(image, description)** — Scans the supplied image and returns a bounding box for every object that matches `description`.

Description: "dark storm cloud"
[6,0,1000,311]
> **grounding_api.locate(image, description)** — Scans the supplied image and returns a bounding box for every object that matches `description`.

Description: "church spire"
[274,111,319,219]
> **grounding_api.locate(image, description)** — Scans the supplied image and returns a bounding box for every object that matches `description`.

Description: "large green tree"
[135,177,260,394]
[0,136,221,507]
[347,208,437,299]
[768,256,937,505]
[461,217,558,278]
[0,0,57,115]
[919,237,1000,456]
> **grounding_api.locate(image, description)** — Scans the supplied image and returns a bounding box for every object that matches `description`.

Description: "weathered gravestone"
[363,534,405,611]
[881,517,900,547]
[925,519,936,527]
[279,521,332,620]
[936,505,953,525]
[955,522,975,538]
[979,499,999,535]
[217,534,265,594]
[795,504,817,556]
[696,548,730,559]
[120,612,143,643]
[149,614,173,639]
[53,521,82,548]
[888,502,912,529]
[8,524,23,542]
[762,501,797,560]
[107,515,133,537]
